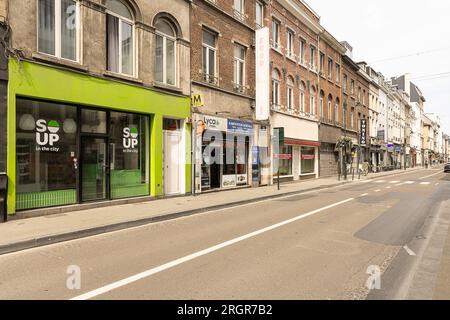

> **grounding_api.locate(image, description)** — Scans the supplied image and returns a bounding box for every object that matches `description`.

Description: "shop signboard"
[387,144,395,153]
[203,115,227,132]
[227,119,253,134]
[360,119,367,146]
[301,154,315,160]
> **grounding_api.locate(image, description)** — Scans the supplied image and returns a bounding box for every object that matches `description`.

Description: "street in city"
[1,167,449,300]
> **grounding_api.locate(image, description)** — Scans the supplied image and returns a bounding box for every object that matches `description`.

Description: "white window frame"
[336,63,341,83]
[106,8,136,77]
[327,57,333,79]
[287,78,294,112]
[272,73,280,106]
[272,19,280,50]
[300,83,305,113]
[256,1,264,28]
[327,99,332,121]
[202,29,217,82]
[37,0,81,62]
[335,101,339,122]
[299,38,306,65]
[233,43,246,91]
[155,22,178,86]
[234,0,245,21]
[310,88,316,115]
[310,45,317,69]
[286,29,294,58]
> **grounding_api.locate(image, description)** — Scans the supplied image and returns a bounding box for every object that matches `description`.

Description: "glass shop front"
[15,98,150,211]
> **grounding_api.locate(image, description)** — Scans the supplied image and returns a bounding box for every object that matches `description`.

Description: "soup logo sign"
[36,119,61,152]
[123,127,138,153]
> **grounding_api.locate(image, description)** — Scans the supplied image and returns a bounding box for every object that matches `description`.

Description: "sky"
[308,0,450,133]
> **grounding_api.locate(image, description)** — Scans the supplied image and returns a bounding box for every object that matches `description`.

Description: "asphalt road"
[0,168,449,300]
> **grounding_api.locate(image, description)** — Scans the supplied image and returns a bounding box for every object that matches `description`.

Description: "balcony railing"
[233,83,245,94]
[233,9,246,22]
[202,73,218,86]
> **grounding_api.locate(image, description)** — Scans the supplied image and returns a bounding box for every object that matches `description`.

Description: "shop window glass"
[16,99,78,210]
[110,112,149,199]
[301,147,315,174]
[275,145,293,176]
[81,109,107,133]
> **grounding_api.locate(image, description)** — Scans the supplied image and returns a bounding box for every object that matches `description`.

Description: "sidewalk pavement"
[0,167,425,255]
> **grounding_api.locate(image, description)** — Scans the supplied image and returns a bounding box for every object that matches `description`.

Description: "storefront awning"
[284,138,321,147]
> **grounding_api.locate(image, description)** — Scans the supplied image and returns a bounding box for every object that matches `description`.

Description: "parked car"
[444,163,450,173]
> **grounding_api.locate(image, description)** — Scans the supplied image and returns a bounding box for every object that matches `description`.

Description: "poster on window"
[222,175,237,188]
[236,174,248,186]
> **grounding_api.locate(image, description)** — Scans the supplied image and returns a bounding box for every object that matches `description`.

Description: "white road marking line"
[404,181,415,185]
[420,182,431,185]
[389,181,400,184]
[419,171,442,180]
[374,180,386,183]
[386,186,392,189]
[70,197,356,300]
[403,245,417,256]
[374,189,381,192]
[360,193,369,197]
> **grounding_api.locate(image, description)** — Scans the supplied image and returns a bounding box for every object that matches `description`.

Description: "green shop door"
[81,137,109,202]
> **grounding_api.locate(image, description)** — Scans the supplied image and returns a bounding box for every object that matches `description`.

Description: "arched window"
[106,0,135,76]
[327,94,332,121]
[335,98,340,123]
[310,86,316,115]
[155,18,177,86]
[37,0,80,61]
[272,69,281,107]
[299,81,306,113]
[286,76,294,112]
[319,91,325,118]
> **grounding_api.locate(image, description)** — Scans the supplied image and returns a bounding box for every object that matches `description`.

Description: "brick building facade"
[190,0,270,193]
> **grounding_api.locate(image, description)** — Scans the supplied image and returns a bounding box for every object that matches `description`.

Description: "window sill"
[32,52,88,72]
[153,81,183,93]
[271,46,283,56]
[103,71,143,84]
[286,55,297,63]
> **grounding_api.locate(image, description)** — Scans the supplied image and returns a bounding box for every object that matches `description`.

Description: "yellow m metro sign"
[192,94,204,107]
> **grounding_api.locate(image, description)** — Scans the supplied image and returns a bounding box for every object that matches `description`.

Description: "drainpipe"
[0,17,9,222]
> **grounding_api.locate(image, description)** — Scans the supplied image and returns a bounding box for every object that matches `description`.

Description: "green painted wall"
[7,60,191,214]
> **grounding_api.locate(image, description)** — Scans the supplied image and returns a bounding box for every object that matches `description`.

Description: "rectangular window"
[343,74,347,92]
[234,0,245,21]
[272,19,280,50]
[274,145,293,176]
[299,38,306,65]
[16,98,78,210]
[327,58,333,79]
[286,30,294,58]
[310,45,316,69]
[301,147,315,174]
[336,63,341,83]
[38,0,78,61]
[351,80,355,94]
[256,1,264,28]
[202,29,217,84]
[107,13,134,76]
[287,86,293,111]
[233,44,246,92]
[319,52,325,74]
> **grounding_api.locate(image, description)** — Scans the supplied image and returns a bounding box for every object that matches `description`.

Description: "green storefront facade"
[6,60,191,215]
